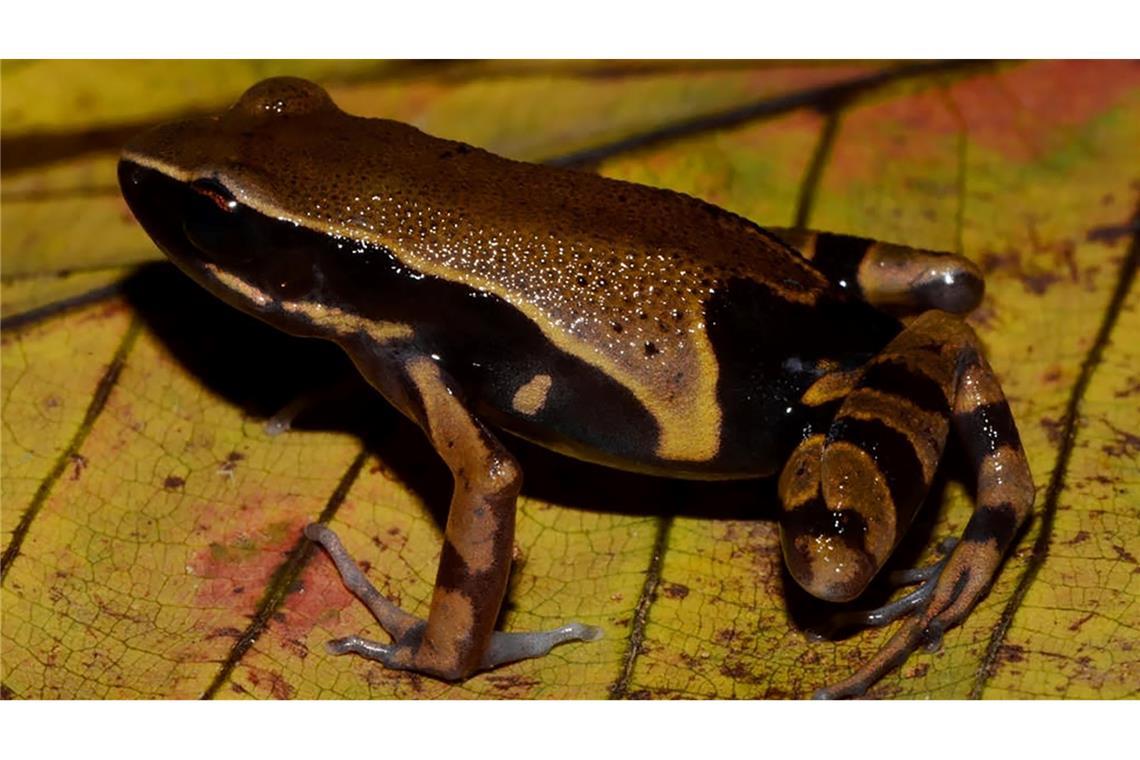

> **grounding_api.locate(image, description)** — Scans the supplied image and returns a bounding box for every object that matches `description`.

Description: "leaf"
[2,60,1137,699]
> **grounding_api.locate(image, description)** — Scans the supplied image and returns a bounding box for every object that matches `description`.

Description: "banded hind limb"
[779,310,1034,699]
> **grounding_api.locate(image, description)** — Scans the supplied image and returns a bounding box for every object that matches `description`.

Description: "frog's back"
[157,94,895,474]
[370,133,900,477]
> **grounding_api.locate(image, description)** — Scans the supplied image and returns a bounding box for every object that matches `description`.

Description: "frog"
[118,77,1035,699]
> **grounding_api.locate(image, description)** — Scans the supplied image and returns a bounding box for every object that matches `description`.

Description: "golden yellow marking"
[821,441,896,565]
[511,374,552,416]
[801,370,860,407]
[778,434,824,509]
[121,151,198,183]
[203,264,414,345]
[205,264,271,307]
[977,445,1036,514]
[332,248,726,462]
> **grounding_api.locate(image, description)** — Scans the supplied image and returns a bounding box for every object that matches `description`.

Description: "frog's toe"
[829,545,957,630]
[480,622,603,670]
[305,523,422,640]
[327,635,397,662]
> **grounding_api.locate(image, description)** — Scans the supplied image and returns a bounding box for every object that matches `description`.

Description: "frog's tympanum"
[119,78,1034,698]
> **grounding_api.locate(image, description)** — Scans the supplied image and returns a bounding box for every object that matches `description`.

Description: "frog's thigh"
[769,228,984,314]
[781,310,960,602]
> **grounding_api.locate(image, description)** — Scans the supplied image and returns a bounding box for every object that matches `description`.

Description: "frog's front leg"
[780,310,1034,698]
[768,227,984,315]
[309,341,599,680]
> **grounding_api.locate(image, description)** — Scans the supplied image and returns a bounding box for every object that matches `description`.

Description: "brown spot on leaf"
[70,453,87,480]
[660,581,690,600]
[719,660,764,684]
[248,669,295,700]
[485,674,541,694]
[1112,545,1138,564]
[218,451,245,477]
[1068,613,1095,632]
[1111,374,1140,398]
[714,629,738,646]
[1039,416,1063,445]
[1101,421,1140,458]
[1065,530,1091,545]
[163,475,185,490]
[1023,271,1061,294]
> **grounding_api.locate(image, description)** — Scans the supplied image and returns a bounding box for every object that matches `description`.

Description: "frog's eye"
[191,179,238,213]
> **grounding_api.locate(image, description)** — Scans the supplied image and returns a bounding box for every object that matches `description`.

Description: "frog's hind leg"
[780,310,1033,698]
[768,228,984,315]
[781,310,964,603]
[308,352,600,680]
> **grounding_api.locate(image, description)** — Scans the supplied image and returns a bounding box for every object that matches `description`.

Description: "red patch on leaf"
[188,511,309,613]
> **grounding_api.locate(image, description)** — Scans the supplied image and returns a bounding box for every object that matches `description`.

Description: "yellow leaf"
[2,60,1137,699]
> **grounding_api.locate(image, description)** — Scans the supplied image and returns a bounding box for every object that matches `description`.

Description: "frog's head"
[118,78,361,335]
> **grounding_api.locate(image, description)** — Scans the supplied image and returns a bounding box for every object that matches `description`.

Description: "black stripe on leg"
[783,495,871,554]
[961,502,1020,549]
[858,359,951,416]
[828,416,927,517]
[811,232,871,298]
[954,401,1022,472]
[435,538,473,590]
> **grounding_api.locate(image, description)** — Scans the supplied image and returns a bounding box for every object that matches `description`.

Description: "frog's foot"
[306,524,601,678]
[807,539,958,640]
[818,544,955,635]
[814,502,1029,700]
